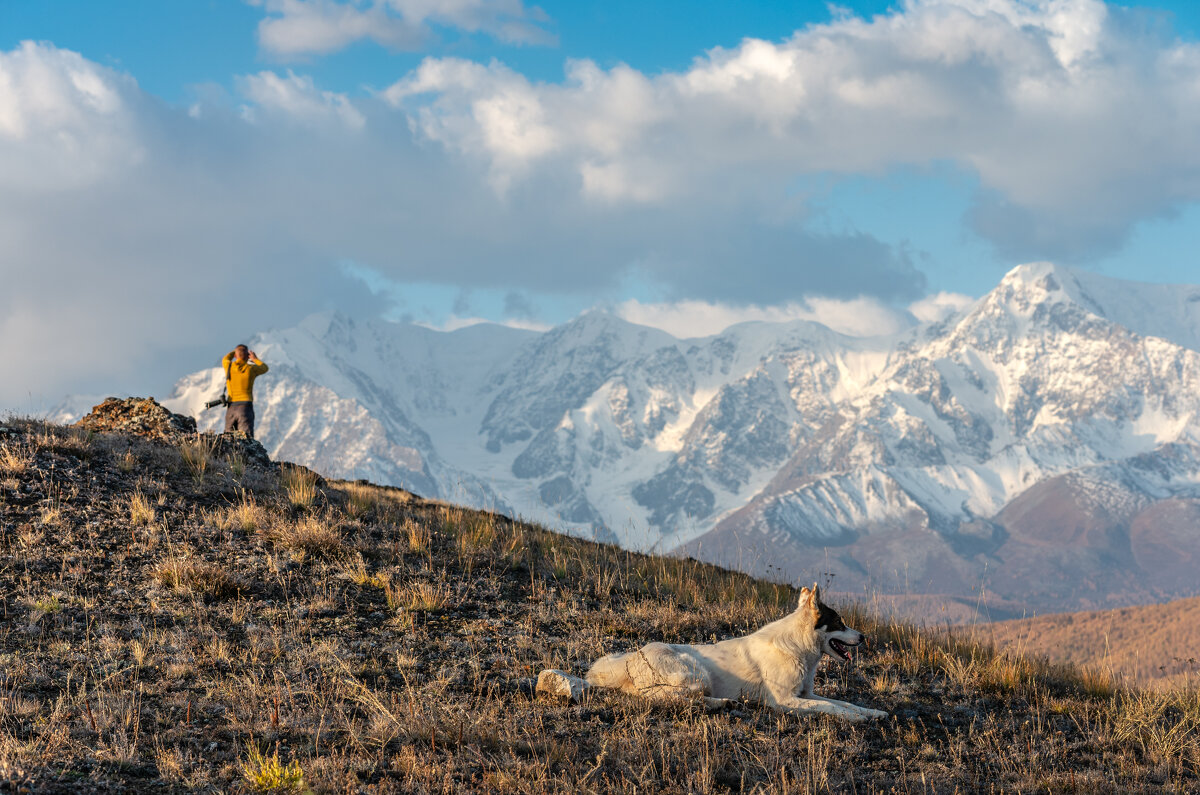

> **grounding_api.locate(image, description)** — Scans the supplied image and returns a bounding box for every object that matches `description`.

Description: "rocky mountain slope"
[2,408,1197,791]
[133,263,1200,616]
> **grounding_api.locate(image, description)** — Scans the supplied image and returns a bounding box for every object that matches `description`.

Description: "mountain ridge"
[55,262,1200,616]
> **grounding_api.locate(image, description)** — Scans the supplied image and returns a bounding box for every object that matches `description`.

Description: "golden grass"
[281,464,318,509]
[179,435,215,484]
[4,417,1200,793]
[129,490,156,527]
[1110,686,1200,767]
[222,491,268,533]
[0,442,32,475]
[152,556,242,600]
[389,581,451,613]
[268,515,344,558]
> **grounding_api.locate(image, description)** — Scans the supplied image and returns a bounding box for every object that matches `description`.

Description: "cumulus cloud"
[389,0,1200,259]
[6,0,1200,406]
[254,0,554,57]
[238,70,365,129]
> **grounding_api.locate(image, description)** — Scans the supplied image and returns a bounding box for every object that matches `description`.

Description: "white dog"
[586,585,888,721]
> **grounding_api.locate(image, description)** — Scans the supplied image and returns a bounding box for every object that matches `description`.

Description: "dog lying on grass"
[586,585,888,721]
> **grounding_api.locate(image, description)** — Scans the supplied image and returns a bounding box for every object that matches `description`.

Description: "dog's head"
[798,584,864,662]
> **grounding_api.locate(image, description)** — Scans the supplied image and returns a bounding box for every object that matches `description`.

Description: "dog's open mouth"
[828,638,858,660]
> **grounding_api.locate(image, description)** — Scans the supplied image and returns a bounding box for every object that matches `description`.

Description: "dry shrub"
[281,464,319,509]
[153,556,242,600]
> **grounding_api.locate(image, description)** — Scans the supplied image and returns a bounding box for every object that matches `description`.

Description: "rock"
[75,397,197,444]
[210,432,275,470]
[536,669,590,702]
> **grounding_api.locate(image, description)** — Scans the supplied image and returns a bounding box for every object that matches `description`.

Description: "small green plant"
[34,595,62,615]
[240,745,305,793]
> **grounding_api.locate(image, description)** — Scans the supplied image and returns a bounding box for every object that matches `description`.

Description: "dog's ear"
[795,585,817,615]
[812,583,821,602]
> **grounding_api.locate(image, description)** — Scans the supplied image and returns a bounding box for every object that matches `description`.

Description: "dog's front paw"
[861,708,889,720]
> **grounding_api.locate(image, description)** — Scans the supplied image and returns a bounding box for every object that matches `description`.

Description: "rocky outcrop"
[76,396,197,443]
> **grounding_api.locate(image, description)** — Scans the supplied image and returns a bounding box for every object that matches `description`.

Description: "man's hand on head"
[249,350,259,362]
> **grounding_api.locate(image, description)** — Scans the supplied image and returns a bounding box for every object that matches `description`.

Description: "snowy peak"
[980,263,1200,351]
[155,267,1200,615]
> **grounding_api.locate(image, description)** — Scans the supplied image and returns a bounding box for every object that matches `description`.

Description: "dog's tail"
[585,651,638,691]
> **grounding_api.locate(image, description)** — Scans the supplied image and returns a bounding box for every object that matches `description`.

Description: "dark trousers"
[225,401,255,438]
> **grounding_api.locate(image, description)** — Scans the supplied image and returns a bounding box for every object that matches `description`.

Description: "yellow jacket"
[222,353,269,403]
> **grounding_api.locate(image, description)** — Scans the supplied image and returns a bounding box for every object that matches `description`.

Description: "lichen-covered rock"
[75,397,198,444]
[536,669,590,702]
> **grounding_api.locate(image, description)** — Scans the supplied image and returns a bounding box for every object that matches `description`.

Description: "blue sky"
[3,0,1200,407]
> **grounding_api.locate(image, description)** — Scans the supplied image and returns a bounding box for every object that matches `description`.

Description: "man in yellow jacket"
[222,344,269,438]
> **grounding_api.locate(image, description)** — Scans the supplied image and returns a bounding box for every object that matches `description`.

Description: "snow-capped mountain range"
[153,263,1200,615]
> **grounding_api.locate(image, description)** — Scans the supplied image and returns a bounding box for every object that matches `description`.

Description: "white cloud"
[239,70,365,129]
[615,297,914,339]
[908,291,977,323]
[389,0,1200,257]
[255,0,553,58]
[416,314,550,333]
[0,41,144,189]
[6,0,1200,405]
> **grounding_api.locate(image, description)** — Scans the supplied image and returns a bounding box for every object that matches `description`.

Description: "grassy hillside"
[1,404,1198,792]
[981,598,1200,689]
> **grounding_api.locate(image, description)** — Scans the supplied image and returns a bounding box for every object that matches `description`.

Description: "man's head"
[234,344,249,362]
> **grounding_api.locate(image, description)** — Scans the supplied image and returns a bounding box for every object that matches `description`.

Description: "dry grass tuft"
[404,518,430,554]
[223,491,268,533]
[129,490,156,527]
[269,515,344,558]
[179,434,216,484]
[0,442,32,475]
[1111,687,1200,766]
[153,556,242,600]
[389,581,451,613]
[281,464,319,509]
